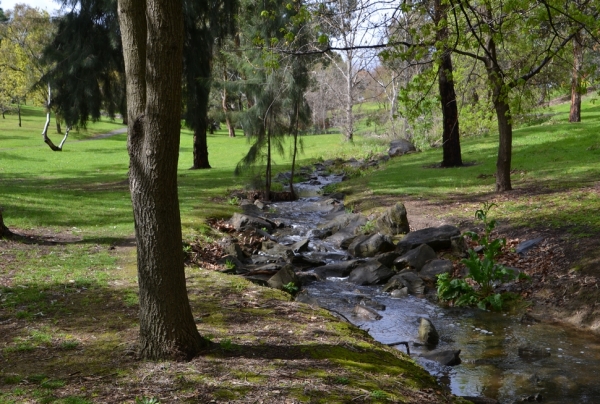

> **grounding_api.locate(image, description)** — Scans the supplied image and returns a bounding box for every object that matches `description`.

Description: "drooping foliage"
[233,0,313,197]
[183,0,238,169]
[42,0,124,128]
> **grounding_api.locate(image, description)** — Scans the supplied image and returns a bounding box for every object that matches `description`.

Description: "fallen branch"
[385,341,411,355]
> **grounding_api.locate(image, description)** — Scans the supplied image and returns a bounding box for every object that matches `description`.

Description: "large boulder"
[348,261,395,285]
[374,251,402,268]
[396,225,461,254]
[419,259,454,282]
[375,203,410,236]
[418,317,439,346]
[393,244,437,271]
[383,272,425,295]
[319,213,366,234]
[347,233,395,258]
[230,213,274,232]
[388,139,416,157]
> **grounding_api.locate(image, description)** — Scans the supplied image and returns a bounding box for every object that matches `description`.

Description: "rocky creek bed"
[196,159,600,404]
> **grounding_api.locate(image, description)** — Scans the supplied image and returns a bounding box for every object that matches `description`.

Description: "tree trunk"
[435,0,462,168]
[118,0,207,360]
[0,209,14,238]
[483,33,512,193]
[344,58,354,141]
[192,125,211,169]
[17,102,21,127]
[222,86,236,137]
[569,31,583,123]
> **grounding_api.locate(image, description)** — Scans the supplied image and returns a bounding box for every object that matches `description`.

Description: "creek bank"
[198,155,600,404]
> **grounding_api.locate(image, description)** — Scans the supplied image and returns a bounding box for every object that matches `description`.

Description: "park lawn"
[1,97,599,402]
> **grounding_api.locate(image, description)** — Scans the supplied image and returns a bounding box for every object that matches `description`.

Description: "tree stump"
[0,208,14,238]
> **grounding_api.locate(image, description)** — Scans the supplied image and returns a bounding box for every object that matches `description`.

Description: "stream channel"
[260,170,600,404]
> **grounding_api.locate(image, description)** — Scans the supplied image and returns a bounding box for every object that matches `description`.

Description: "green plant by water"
[437,203,526,310]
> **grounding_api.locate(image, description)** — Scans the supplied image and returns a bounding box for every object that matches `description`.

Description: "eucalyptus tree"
[449,0,596,192]
[118,0,210,360]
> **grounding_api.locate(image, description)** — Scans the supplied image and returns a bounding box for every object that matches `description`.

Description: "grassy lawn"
[1,97,599,403]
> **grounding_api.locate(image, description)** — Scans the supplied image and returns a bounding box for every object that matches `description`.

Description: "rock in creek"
[348,233,395,258]
[352,304,383,321]
[319,212,367,234]
[267,264,300,291]
[420,349,462,366]
[396,225,461,254]
[374,251,401,268]
[390,287,408,298]
[375,202,410,236]
[230,212,274,232]
[459,396,499,404]
[518,346,551,359]
[419,259,454,282]
[383,272,425,295]
[313,260,363,278]
[359,297,386,311]
[347,261,395,286]
[393,243,437,272]
[418,317,439,346]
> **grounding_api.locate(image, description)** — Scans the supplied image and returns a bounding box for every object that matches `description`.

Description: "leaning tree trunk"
[118,0,207,360]
[222,87,236,138]
[569,31,583,123]
[435,0,462,168]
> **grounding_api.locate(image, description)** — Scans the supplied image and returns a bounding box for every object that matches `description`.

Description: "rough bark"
[192,125,211,169]
[0,209,14,238]
[222,86,235,137]
[435,0,462,168]
[569,31,583,123]
[118,0,207,360]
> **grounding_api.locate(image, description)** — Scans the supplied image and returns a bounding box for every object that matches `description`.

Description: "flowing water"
[267,174,600,403]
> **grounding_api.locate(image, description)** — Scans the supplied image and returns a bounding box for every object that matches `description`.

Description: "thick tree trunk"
[569,31,583,123]
[0,209,14,238]
[192,126,211,169]
[118,0,207,360]
[435,0,462,168]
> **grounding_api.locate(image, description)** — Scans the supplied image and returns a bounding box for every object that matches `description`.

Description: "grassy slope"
[1,106,464,403]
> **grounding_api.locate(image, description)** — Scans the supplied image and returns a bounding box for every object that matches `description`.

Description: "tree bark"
[118,0,207,360]
[569,31,583,123]
[485,36,512,192]
[0,209,14,238]
[192,125,211,169]
[222,86,236,137]
[435,0,462,168]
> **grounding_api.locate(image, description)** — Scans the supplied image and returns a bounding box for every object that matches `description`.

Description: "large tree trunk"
[118,0,207,360]
[0,208,14,238]
[435,0,462,168]
[569,31,583,123]
[192,125,211,169]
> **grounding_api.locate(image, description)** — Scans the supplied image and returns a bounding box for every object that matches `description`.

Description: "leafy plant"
[224,259,236,270]
[359,220,376,234]
[135,397,160,404]
[437,203,524,310]
[282,282,299,295]
[371,390,388,400]
[228,196,240,206]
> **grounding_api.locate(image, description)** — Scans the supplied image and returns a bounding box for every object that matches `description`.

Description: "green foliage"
[437,203,522,310]
[282,282,299,295]
[359,220,376,234]
[135,397,160,404]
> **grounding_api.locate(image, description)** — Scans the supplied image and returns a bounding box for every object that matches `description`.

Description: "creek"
[260,171,600,404]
